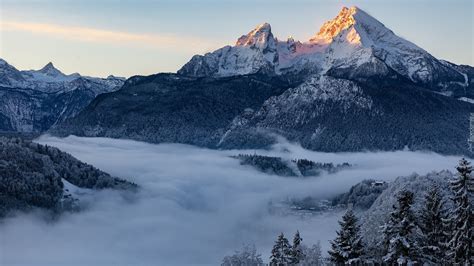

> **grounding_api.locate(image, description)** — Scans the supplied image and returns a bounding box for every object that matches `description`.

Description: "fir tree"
[382,190,420,265]
[221,244,263,266]
[447,158,473,264]
[419,186,449,264]
[328,209,365,264]
[270,233,292,266]
[290,230,304,264]
[300,242,323,266]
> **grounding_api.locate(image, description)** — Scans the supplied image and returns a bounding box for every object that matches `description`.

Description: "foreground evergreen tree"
[419,186,449,264]
[221,244,263,266]
[328,209,365,264]
[290,231,304,264]
[382,190,420,265]
[270,233,292,266]
[300,242,323,266]
[447,158,473,264]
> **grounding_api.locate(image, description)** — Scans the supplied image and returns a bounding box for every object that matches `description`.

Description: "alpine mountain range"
[0,59,124,132]
[2,6,474,155]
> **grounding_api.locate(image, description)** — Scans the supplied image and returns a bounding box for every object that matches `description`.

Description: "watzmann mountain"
[179,7,471,94]
[51,6,474,154]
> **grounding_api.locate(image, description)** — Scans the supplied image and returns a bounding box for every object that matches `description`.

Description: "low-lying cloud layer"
[0,136,464,265]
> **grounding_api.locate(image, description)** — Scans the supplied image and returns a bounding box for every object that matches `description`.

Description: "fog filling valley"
[0,135,465,265]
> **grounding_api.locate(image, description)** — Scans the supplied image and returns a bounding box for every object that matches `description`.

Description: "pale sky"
[0,0,473,78]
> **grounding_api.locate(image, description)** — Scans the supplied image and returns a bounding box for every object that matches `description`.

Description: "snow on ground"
[0,135,465,265]
[458,97,474,104]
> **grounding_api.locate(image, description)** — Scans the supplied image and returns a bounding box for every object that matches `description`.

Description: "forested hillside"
[0,137,137,216]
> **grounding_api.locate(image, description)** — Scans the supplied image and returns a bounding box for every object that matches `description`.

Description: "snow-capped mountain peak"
[20,62,77,86]
[178,23,279,77]
[178,6,469,90]
[236,23,276,50]
[0,58,124,93]
[310,6,358,43]
[310,6,388,44]
[312,6,468,86]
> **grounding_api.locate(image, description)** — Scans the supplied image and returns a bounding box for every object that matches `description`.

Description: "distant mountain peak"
[236,22,276,50]
[44,62,54,68]
[39,62,65,77]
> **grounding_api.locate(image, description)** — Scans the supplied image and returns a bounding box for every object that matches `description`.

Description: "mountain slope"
[360,171,456,258]
[0,59,124,133]
[52,6,474,155]
[320,7,467,90]
[0,137,136,217]
[51,73,295,147]
[218,75,474,155]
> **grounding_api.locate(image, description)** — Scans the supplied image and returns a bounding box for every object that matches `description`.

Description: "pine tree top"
[329,208,364,263]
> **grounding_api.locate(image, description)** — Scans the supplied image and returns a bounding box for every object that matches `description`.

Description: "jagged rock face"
[178,6,471,96]
[235,23,276,50]
[0,59,124,132]
[319,7,466,88]
[310,6,358,42]
[178,23,279,77]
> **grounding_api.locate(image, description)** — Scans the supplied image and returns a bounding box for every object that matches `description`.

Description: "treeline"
[293,159,351,176]
[232,154,351,177]
[331,179,388,210]
[0,137,137,216]
[222,233,324,266]
[285,179,388,213]
[221,158,473,265]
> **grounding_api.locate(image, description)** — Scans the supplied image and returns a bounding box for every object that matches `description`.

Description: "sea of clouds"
[0,135,464,265]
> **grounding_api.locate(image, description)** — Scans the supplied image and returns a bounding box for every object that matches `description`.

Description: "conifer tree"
[290,230,304,264]
[447,158,473,264]
[270,233,292,266]
[221,244,263,266]
[328,209,365,264]
[382,190,420,265]
[419,186,448,264]
[300,242,323,266]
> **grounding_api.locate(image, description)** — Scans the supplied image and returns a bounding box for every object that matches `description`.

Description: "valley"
[0,135,464,265]
[1,3,473,265]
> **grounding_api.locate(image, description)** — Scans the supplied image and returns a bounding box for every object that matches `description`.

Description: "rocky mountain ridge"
[0,59,125,132]
[179,7,472,98]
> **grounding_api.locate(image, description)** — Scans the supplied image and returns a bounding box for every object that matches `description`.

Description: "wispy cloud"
[1,20,219,53]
